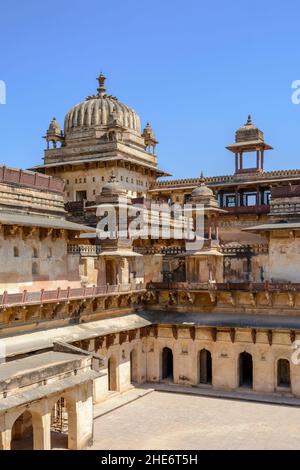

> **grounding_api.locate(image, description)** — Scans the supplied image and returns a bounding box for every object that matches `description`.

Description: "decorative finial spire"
[199,171,205,185]
[97,73,107,96]
[246,114,252,125]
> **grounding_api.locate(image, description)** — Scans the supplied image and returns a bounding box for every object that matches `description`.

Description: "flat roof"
[1,311,299,358]
[0,351,86,383]
[149,311,300,330]
[0,211,96,232]
[243,222,300,232]
[30,155,170,176]
[1,313,153,357]
[0,369,99,413]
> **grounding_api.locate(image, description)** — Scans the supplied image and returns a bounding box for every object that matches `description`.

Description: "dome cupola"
[64,74,141,137]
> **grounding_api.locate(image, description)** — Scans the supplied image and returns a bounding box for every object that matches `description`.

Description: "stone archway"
[162,347,173,381]
[11,410,33,450]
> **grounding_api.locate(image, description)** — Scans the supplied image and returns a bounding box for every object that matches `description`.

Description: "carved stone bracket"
[152,324,158,339]
[267,329,273,346]
[229,328,235,343]
[128,329,137,342]
[189,326,196,341]
[119,330,128,345]
[211,327,217,342]
[172,325,178,340]
[106,333,116,349]
[95,336,105,351]
[290,330,296,343]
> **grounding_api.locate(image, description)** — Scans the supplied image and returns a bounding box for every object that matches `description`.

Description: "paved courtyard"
[91,391,300,450]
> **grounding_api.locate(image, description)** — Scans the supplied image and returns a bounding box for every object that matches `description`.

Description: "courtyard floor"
[91,390,300,450]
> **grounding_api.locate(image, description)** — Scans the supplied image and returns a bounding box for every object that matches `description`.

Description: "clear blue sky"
[1,0,300,178]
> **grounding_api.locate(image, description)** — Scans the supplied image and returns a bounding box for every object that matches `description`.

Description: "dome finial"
[199,171,205,183]
[246,114,252,125]
[97,73,107,96]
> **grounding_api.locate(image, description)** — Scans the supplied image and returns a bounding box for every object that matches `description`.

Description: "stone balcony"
[0,283,146,308]
[67,244,101,256]
[224,204,270,215]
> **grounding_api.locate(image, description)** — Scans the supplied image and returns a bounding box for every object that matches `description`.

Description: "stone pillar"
[235,188,239,207]
[93,374,108,404]
[256,150,260,170]
[239,152,243,170]
[67,384,94,450]
[0,429,12,450]
[33,413,51,450]
[261,150,264,170]
[256,186,260,205]
[235,153,238,173]
[118,352,131,392]
[119,257,129,285]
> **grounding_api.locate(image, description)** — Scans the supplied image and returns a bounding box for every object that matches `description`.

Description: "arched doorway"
[108,356,117,391]
[130,349,138,383]
[239,352,253,388]
[11,411,33,450]
[199,349,212,385]
[162,347,173,381]
[50,397,68,449]
[277,359,291,388]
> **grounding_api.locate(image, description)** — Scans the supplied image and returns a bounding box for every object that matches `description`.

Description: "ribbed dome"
[191,182,213,198]
[64,74,141,134]
[101,173,126,197]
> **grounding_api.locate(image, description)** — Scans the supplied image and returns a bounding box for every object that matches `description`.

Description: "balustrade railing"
[67,244,101,255]
[147,281,300,292]
[0,283,146,307]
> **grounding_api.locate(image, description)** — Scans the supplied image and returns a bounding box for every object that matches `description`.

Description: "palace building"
[1,75,300,450]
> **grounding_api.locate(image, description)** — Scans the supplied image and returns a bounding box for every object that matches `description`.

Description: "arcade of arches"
[1,323,299,450]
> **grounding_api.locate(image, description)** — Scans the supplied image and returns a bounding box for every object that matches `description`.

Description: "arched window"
[47,247,52,258]
[32,262,39,276]
[277,359,290,388]
[32,248,38,258]
[13,246,19,257]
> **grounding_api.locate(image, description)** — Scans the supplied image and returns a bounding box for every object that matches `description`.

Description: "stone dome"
[101,173,126,197]
[64,74,141,134]
[191,181,213,199]
[48,117,61,134]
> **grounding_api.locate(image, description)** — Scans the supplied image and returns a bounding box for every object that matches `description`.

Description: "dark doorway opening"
[130,349,138,383]
[239,352,253,388]
[277,359,290,388]
[105,260,115,285]
[108,356,117,391]
[76,190,87,202]
[199,349,212,385]
[162,347,173,380]
[50,397,68,449]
